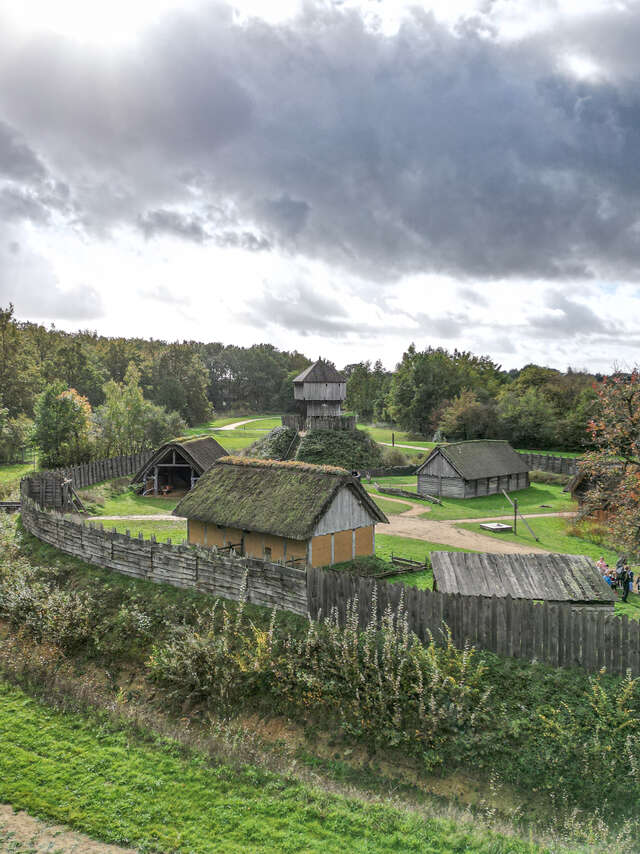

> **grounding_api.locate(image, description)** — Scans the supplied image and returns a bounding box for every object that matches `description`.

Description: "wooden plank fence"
[20,499,307,617]
[517,453,579,476]
[306,566,640,677]
[21,451,154,509]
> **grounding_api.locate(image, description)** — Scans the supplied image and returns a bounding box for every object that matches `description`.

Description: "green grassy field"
[0,681,559,854]
[371,496,413,515]
[376,533,473,590]
[457,516,617,564]
[419,484,575,521]
[87,518,187,543]
[0,462,34,484]
[85,487,180,517]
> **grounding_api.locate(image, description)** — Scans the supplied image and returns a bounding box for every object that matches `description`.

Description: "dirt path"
[0,804,137,853]
[216,418,264,430]
[385,514,551,553]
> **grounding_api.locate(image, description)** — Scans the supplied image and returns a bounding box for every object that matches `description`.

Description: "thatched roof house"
[431,552,615,609]
[174,456,388,567]
[131,436,228,496]
[417,440,530,499]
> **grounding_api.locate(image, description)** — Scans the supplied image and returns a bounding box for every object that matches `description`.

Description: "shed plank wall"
[297,382,346,401]
[314,486,377,535]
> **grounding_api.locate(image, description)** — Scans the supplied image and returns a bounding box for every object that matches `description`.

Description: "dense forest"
[0,303,599,465]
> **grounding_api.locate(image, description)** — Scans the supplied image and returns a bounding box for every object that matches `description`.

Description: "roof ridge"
[217,455,349,476]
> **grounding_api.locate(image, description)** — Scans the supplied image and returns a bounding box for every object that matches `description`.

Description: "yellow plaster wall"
[355,525,374,557]
[204,524,225,548]
[243,531,265,559]
[333,530,353,564]
[311,533,332,568]
[285,538,307,560]
[188,520,205,546]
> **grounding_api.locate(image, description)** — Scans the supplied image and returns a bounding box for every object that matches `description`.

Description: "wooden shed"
[173,456,388,567]
[416,440,530,499]
[431,552,615,610]
[131,436,228,497]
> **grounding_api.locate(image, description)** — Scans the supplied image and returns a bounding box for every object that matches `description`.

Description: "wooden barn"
[173,456,388,567]
[131,436,228,497]
[431,552,615,610]
[416,440,530,499]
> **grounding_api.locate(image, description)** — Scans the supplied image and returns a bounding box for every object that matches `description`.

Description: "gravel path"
[216,418,264,430]
[0,805,137,853]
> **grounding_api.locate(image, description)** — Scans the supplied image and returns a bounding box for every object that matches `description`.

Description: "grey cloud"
[529,291,612,337]
[0,238,103,320]
[139,209,209,242]
[141,284,188,305]
[414,312,470,339]
[4,4,640,281]
[457,287,489,307]
[0,120,46,181]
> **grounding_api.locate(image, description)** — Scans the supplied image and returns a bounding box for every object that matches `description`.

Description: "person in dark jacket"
[620,564,632,603]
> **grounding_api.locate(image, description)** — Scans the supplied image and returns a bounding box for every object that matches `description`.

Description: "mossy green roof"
[417,440,529,481]
[173,456,387,539]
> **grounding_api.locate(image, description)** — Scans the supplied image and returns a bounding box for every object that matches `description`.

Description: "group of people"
[596,555,638,602]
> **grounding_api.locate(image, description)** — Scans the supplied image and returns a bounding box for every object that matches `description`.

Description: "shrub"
[245,426,298,460]
[296,429,383,469]
[529,469,571,486]
[382,447,408,466]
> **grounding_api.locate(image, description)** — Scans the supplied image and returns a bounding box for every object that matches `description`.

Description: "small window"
[264,547,272,561]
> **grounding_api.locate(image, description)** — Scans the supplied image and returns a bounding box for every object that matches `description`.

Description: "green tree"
[345,361,391,422]
[496,386,559,449]
[54,339,107,406]
[33,383,94,468]
[0,304,41,417]
[150,344,212,425]
[96,364,186,455]
[438,390,496,440]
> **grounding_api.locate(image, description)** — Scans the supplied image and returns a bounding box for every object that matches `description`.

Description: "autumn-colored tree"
[33,383,94,468]
[581,372,640,553]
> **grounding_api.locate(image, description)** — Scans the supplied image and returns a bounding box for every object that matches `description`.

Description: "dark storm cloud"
[0,120,46,182]
[4,3,640,280]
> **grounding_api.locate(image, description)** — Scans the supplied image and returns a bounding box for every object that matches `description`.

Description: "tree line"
[1,302,601,466]
[345,346,600,451]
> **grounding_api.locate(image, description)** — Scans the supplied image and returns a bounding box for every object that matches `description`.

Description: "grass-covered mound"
[296,428,383,470]
[243,425,299,460]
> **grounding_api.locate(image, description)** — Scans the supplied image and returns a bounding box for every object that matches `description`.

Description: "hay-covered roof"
[417,440,529,481]
[431,552,615,604]
[131,436,228,483]
[173,456,387,539]
[293,360,345,384]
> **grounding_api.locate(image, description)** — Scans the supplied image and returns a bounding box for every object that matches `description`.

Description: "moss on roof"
[131,436,228,483]
[417,440,529,481]
[174,456,387,539]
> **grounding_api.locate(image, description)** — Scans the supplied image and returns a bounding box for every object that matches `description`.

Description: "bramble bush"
[149,585,494,768]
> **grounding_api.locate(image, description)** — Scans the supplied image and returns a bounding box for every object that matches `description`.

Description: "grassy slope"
[376,534,474,590]
[0,681,557,854]
[87,518,187,543]
[0,462,34,484]
[88,488,180,517]
[420,484,575,521]
[371,496,413,515]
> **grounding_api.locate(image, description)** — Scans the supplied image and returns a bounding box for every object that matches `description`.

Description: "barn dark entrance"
[142,447,197,497]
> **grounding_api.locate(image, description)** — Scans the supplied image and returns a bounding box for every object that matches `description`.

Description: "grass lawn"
[0,681,556,854]
[0,462,35,484]
[370,496,413,515]
[376,534,474,590]
[420,484,575,522]
[87,518,187,543]
[83,485,180,517]
[457,516,618,564]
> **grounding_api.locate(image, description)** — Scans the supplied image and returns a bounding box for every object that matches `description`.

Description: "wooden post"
[153,466,158,495]
[392,432,395,447]
[514,498,518,534]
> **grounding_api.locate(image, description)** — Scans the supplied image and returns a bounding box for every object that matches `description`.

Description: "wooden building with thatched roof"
[431,552,615,610]
[174,456,388,567]
[131,436,228,497]
[416,440,530,499]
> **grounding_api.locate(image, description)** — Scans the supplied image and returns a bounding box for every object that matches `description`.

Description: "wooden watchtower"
[283,360,355,431]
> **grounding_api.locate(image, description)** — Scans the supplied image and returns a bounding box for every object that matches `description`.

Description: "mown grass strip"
[0,681,562,854]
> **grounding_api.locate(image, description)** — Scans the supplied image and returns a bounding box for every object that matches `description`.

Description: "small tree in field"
[33,383,94,468]
[581,372,640,553]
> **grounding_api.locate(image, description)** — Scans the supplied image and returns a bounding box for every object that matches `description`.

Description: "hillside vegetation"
[0,515,638,852]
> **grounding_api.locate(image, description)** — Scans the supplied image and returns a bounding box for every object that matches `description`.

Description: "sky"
[1,0,640,372]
